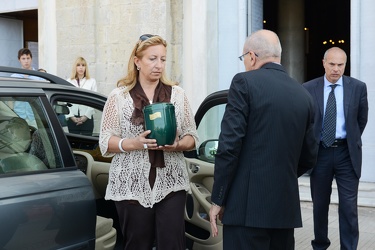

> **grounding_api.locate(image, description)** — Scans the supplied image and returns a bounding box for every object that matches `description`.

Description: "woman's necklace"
[145,93,154,104]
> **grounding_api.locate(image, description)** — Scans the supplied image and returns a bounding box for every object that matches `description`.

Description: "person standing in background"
[66,57,97,135]
[11,48,40,78]
[303,47,368,250]
[11,48,42,127]
[209,29,318,249]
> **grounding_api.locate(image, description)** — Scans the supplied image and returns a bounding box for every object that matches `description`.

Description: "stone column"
[277,0,305,83]
[38,0,57,74]
[351,0,375,182]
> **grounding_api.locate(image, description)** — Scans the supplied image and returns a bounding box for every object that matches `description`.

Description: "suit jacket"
[211,63,318,229]
[303,75,368,178]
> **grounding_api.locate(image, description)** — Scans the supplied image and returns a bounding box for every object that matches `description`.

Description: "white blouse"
[99,85,199,208]
[66,77,97,118]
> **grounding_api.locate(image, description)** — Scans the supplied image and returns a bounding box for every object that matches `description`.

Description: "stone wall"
[52,0,183,95]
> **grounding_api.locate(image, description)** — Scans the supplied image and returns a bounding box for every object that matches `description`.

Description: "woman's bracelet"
[118,138,126,152]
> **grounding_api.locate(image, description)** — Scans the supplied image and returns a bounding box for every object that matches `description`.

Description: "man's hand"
[209,204,224,237]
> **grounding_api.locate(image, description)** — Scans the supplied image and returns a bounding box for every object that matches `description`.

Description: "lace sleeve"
[173,87,199,149]
[99,89,122,157]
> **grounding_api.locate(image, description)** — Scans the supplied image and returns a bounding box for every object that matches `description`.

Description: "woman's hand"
[155,135,195,152]
[80,115,88,123]
[70,116,82,125]
[70,116,87,125]
[157,140,180,151]
[111,131,157,152]
[138,130,157,150]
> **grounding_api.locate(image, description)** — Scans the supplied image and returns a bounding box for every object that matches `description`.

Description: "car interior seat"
[96,216,117,250]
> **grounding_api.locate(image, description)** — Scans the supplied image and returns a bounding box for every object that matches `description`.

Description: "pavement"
[122,176,375,250]
[296,176,375,249]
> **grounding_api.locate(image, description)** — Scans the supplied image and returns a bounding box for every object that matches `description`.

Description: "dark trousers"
[115,191,186,250]
[310,144,359,250]
[223,225,295,249]
[67,116,94,136]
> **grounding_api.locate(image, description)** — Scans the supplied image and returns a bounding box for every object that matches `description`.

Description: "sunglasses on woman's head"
[139,34,155,41]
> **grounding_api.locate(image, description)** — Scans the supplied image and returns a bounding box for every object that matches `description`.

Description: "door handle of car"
[190,183,211,214]
[190,163,200,173]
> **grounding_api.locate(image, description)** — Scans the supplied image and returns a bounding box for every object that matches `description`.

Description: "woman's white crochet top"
[99,85,198,208]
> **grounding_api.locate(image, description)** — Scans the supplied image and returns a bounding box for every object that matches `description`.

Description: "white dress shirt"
[66,77,97,118]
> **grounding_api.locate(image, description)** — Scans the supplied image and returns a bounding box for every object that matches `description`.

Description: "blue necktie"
[321,84,337,148]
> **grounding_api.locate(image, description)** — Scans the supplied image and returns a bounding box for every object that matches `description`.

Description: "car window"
[196,103,226,163]
[52,97,111,168]
[0,97,63,174]
[55,100,102,137]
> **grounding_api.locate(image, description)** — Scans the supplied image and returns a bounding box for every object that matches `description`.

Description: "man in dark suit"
[208,29,318,249]
[303,47,368,250]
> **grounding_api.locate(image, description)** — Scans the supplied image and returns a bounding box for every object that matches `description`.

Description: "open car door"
[184,90,228,250]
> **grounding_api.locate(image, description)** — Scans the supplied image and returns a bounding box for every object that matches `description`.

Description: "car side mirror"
[197,139,218,163]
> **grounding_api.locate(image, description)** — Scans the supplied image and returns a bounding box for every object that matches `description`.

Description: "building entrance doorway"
[263,0,350,82]
[0,10,38,68]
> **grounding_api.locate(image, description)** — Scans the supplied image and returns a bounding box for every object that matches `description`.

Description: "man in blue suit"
[303,47,368,250]
[209,29,318,249]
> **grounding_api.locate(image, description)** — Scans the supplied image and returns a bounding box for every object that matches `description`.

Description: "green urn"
[143,102,177,146]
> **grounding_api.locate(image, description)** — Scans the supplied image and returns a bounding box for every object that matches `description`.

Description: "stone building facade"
[39,0,184,96]
[1,0,375,182]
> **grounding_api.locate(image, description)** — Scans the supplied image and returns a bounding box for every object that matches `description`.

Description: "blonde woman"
[99,34,198,250]
[66,57,97,135]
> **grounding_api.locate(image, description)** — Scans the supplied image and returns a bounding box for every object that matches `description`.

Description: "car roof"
[0,66,107,99]
[0,66,73,86]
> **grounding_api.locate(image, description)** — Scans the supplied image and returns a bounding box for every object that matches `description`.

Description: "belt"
[320,139,347,148]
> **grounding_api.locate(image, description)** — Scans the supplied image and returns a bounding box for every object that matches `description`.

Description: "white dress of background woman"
[66,77,97,117]
[66,57,97,135]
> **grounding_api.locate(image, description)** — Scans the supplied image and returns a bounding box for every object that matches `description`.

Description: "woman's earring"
[137,66,140,70]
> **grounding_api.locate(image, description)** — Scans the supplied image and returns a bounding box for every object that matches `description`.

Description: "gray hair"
[244,29,282,59]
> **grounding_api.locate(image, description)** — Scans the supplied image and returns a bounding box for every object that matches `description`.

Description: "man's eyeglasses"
[139,34,155,41]
[238,51,259,61]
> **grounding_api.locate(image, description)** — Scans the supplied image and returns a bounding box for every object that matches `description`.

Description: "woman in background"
[66,57,97,135]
